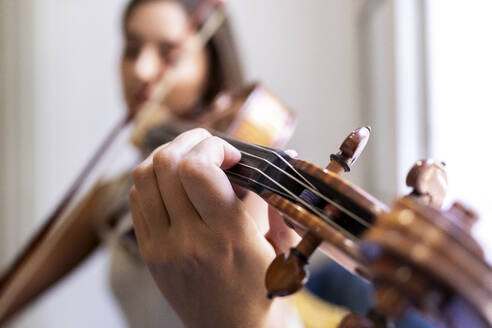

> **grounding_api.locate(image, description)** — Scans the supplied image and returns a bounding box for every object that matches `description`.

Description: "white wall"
[0,0,37,267]
[426,0,492,260]
[229,1,364,169]
[1,1,398,327]
[1,1,128,327]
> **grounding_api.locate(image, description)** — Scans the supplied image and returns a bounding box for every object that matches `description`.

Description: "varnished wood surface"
[292,159,388,227]
[264,192,365,275]
[363,196,492,327]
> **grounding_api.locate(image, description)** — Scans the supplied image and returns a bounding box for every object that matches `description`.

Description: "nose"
[134,46,162,83]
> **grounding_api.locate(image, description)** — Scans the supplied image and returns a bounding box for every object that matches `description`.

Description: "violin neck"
[143,123,293,192]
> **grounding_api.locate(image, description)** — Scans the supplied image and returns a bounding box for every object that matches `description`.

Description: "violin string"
[225,171,295,202]
[158,127,372,232]
[253,145,318,191]
[212,132,317,189]
[233,162,359,240]
[226,170,353,239]
[237,149,371,229]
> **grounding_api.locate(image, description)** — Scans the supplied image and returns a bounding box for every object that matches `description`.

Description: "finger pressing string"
[152,128,211,228]
[178,136,247,231]
[133,154,171,230]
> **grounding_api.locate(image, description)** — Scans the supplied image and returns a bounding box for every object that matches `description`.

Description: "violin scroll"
[358,195,491,327]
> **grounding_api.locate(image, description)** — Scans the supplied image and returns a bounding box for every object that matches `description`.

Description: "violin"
[139,120,492,327]
[2,1,490,327]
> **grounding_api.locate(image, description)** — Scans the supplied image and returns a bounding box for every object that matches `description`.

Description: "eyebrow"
[124,31,142,42]
[124,30,183,46]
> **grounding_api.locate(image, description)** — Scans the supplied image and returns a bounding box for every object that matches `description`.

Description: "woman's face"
[121,1,209,117]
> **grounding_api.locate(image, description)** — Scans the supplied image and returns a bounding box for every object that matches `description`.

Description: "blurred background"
[1,0,491,327]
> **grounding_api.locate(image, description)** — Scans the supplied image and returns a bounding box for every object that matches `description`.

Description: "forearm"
[0,182,110,324]
[0,222,100,323]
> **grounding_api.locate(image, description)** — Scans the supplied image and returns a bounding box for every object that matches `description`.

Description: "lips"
[131,85,153,111]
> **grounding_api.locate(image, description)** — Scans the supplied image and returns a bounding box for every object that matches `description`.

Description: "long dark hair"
[122,0,243,106]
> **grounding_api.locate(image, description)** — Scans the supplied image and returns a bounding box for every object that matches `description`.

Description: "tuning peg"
[328,126,371,173]
[265,233,319,298]
[405,159,448,208]
[265,126,371,298]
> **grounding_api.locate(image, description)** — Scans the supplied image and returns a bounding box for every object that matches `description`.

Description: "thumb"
[265,205,301,255]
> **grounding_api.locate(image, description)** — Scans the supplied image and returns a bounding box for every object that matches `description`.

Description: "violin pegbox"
[360,196,492,327]
[336,159,450,328]
[264,126,385,298]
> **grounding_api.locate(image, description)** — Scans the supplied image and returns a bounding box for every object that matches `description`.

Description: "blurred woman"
[1,1,435,327]
[110,1,245,326]
[0,0,245,326]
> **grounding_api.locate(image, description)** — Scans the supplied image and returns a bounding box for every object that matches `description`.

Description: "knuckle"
[207,135,224,145]
[132,162,152,185]
[148,142,169,158]
[153,146,180,170]
[200,135,225,149]
[188,127,211,139]
[177,157,208,181]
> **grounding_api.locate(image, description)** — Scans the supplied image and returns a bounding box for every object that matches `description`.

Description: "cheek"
[164,42,209,113]
[121,62,132,87]
[121,62,136,96]
[171,49,207,93]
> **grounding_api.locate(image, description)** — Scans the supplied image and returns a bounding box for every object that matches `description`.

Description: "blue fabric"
[306,261,435,328]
